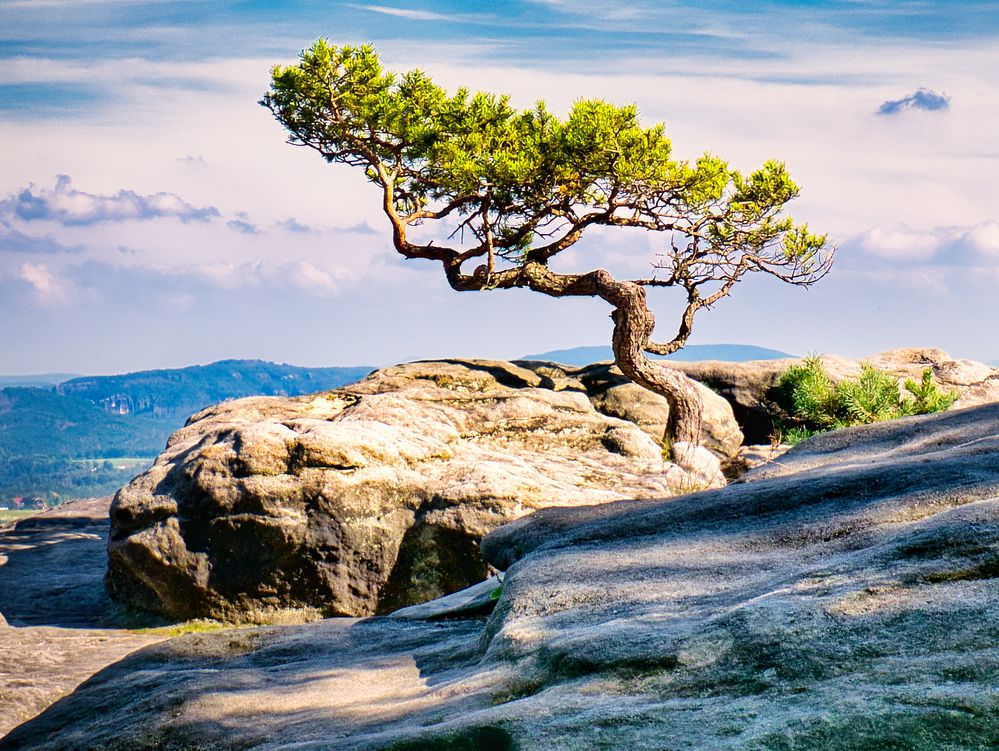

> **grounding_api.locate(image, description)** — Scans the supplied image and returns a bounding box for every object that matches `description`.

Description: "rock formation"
[106,359,736,622]
[103,350,998,625]
[7,402,999,750]
[103,350,998,624]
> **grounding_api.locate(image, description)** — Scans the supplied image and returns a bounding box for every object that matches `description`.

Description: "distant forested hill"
[0,360,372,506]
[0,387,170,459]
[520,343,794,366]
[56,360,373,420]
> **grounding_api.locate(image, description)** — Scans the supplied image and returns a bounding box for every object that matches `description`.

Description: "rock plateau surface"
[6,402,999,750]
[0,498,163,737]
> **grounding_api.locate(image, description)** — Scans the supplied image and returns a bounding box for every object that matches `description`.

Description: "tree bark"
[590,272,704,452]
[443,262,705,454]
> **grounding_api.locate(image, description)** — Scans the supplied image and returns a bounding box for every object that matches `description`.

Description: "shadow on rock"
[0,498,113,629]
[0,616,501,751]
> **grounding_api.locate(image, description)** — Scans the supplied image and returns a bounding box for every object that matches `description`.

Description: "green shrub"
[901,367,961,415]
[775,357,958,440]
[783,426,820,446]
[777,356,839,429]
[836,363,905,424]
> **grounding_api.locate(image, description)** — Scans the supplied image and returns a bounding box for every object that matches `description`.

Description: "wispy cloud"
[523,0,644,22]
[276,217,313,234]
[17,261,73,303]
[226,218,260,235]
[349,4,490,23]
[0,175,219,226]
[149,257,350,296]
[343,222,379,236]
[877,87,950,116]
[0,222,82,254]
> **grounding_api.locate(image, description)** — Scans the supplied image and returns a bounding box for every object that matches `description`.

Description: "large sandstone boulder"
[10,403,999,750]
[674,347,999,442]
[107,359,735,622]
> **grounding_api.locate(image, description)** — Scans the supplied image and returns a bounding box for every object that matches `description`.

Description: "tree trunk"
[593,272,704,451]
[452,262,706,455]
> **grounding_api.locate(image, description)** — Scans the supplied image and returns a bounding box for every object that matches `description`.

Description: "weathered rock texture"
[107,359,734,622]
[561,360,743,458]
[8,403,999,750]
[673,346,999,443]
[0,498,163,737]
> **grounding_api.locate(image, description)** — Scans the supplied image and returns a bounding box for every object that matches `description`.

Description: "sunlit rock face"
[106,359,736,622]
[9,402,999,751]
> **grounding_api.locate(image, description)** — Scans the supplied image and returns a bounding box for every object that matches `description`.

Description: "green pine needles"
[776,357,959,444]
[262,41,830,277]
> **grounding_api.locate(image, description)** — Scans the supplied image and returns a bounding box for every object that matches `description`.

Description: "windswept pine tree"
[263,42,832,462]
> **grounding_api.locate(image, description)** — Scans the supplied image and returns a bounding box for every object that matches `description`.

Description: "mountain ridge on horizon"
[0,358,371,388]
[0,373,81,388]
[520,343,796,366]
[55,359,375,417]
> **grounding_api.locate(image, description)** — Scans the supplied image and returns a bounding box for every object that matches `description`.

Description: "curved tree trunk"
[447,262,705,455]
[592,272,704,452]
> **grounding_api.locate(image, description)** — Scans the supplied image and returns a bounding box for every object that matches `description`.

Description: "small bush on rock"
[776,357,958,442]
[903,367,962,414]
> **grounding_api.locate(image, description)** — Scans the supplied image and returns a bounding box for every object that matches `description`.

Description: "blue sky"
[2,0,998,373]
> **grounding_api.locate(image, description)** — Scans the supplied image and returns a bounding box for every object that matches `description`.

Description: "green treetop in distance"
[262,40,832,457]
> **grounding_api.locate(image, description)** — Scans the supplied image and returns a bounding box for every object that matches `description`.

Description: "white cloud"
[963,221,999,257]
[1,175,219,226]
[17,261,73,303]
[849,220,999,268]
[284,259,342,295]
[851,226,949,261]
